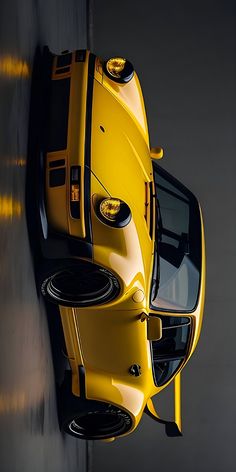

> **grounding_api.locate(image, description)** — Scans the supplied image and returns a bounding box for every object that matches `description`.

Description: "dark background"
[0,1,235,471]
[91,1,236,471]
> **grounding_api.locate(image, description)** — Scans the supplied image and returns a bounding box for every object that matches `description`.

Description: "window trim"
[150,314,192,387]
[150,162,202,314]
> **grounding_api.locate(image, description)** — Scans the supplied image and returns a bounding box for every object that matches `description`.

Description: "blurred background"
[0,1,235,471]
[0,1,89,471]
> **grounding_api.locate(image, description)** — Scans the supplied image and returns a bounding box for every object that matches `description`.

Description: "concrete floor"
[0,1,90,471]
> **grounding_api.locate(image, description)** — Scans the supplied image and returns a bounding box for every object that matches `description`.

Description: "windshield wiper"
[151,240,160,301]
[155,195,163,241]
[151,192,165,302]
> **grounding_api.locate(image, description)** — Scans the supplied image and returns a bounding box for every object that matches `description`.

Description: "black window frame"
[151,315,192,387]
[150,162,202,314]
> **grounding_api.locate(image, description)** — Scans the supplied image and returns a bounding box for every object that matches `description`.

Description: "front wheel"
[40,259,120,307]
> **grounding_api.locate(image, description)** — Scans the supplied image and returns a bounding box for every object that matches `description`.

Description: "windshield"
[151,163,202,312]
[151,316,191,386]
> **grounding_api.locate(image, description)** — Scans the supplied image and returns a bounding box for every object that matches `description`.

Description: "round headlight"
[100,198,121,221]
[104,57,134,83]
[106,57,126,78]
[97,198,132,228]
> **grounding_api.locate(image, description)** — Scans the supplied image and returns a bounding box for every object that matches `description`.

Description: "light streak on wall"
[0,55,30,78]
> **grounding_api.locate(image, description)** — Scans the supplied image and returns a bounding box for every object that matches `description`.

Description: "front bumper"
[40,49,96,260]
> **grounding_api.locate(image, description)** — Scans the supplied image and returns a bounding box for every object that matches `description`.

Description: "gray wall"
[91,1,236,471]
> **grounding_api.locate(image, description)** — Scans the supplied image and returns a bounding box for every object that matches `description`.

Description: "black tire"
[59,372,132,440]
[40,259,120,307]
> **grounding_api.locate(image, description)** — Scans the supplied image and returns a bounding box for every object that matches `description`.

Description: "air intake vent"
[55,66,70,75]
[57,53,72,68]
[47,78,70,152]
[49,168,66,187]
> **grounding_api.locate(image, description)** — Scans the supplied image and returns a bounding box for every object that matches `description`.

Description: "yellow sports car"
[38,48,205,441]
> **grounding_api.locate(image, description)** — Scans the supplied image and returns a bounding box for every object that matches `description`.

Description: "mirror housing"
[140,313,162,341]
[150,146,164,160]
[147,316,162,340]
[141,314,162,341]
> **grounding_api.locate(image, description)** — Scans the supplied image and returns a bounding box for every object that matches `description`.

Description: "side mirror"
[147,316,162,340]
[141,313,162,340]
[150,146,164,160]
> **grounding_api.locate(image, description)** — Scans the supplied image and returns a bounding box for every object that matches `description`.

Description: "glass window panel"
[151,163,201,312]
[151,316,191,386]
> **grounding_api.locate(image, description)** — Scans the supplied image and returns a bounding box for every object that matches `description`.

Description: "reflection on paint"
[5,157,26,167]
[0,195,22,219]
[112,381,144,416]
[0,55,30,78]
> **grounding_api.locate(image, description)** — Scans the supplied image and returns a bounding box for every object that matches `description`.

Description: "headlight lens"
[106,57,126,78]
[97,197,132,228]
[100,198,121,221]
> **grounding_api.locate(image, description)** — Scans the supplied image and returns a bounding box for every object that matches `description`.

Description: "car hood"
[91,79,153,220]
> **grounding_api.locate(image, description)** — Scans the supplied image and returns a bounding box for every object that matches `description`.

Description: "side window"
[152,163,202,312]
[151,316,190,386]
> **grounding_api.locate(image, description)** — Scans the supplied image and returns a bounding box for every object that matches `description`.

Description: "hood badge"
[129,364,141,377]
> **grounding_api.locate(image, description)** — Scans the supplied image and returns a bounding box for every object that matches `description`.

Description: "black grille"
[57,53,72,68]
[49,159,65,168]
[47,78,70,152]
[55,66,70,75]
[49,168,66,187]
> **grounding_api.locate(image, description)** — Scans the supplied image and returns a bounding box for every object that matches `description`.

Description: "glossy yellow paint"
[102,71,150,145]
[174,372,182,432]
[44,50,206,439]
[94,55,149,145]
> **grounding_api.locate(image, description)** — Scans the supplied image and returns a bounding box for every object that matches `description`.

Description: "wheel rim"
[46,265,117,305]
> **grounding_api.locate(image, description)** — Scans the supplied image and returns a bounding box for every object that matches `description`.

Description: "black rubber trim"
[149,182,154,238]
[47,78,70,152]
[78,365,86,398]
[83,53,96,244]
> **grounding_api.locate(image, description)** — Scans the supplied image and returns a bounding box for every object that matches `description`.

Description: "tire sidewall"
[40,259,120,307]
[62,405,132,440]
